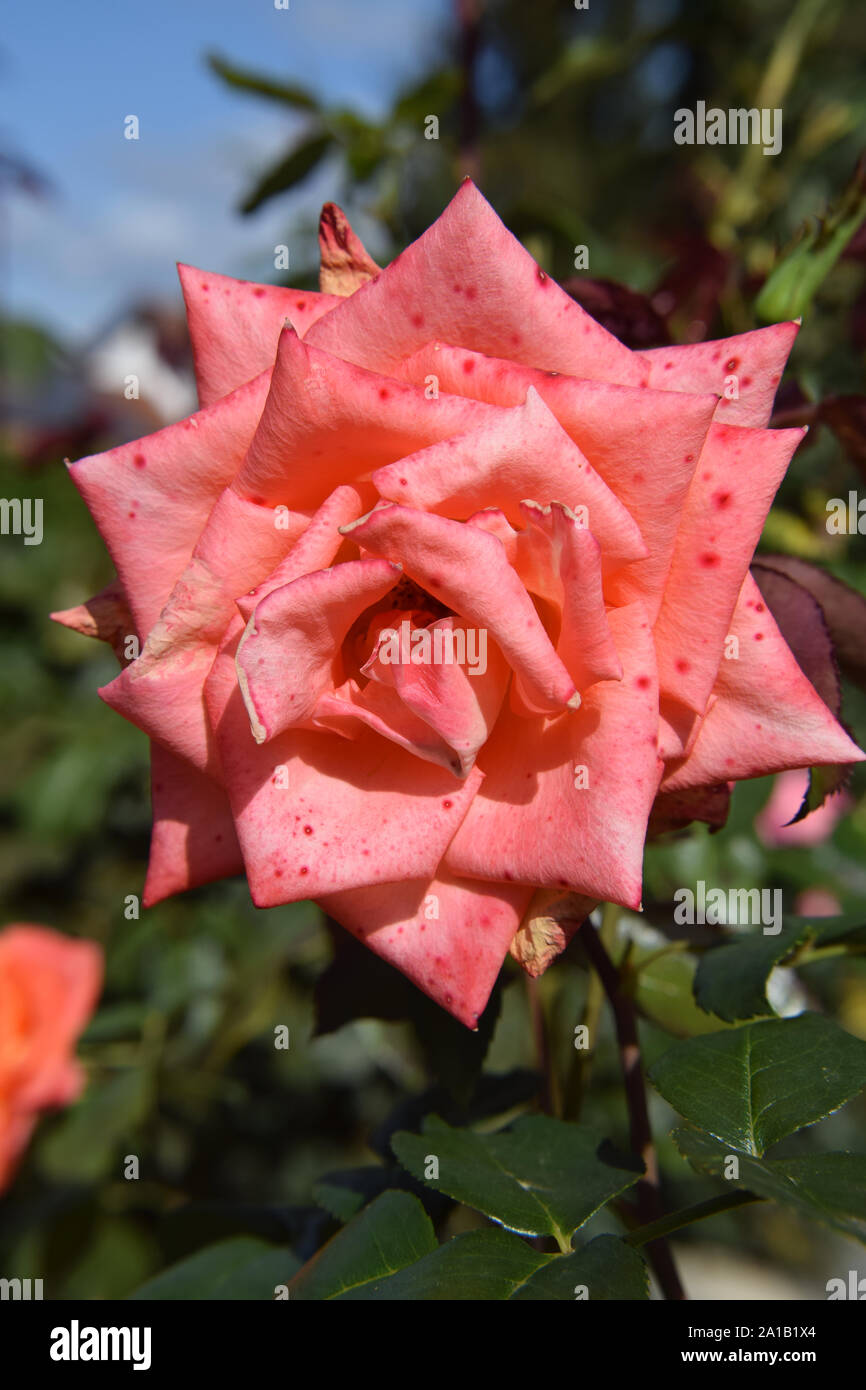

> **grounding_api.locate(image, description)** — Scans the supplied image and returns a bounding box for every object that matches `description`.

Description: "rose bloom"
[0,925,102,1190]
[55,184,863,1026]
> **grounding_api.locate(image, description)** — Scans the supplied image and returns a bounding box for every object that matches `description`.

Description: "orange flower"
[0,925,102,1191]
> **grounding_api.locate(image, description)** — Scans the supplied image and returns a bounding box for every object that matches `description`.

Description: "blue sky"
[5,0,452,341]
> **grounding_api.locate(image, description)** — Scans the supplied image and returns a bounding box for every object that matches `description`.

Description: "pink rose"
[0,925,102,1190]
[54,184,863,1026]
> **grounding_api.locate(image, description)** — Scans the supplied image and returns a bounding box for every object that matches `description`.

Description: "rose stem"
[572,908,686,1301]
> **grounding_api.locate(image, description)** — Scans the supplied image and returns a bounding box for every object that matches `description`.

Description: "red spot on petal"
[462,358,475,374]
[754,632,764,641]
[700,552,721,568]
[636,675,651,689]
[675,658,690,673]
[304,825,314,835]
[299,866,309,875]
[442,799,453,809]
[133,453,146,468]
[725,357,739,371]
[536,267,548,284]
[253,287,265,298]
[411,312,424,328]
[713,491,732,509]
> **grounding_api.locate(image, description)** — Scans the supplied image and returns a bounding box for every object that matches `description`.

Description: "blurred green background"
[2,0,866,1298]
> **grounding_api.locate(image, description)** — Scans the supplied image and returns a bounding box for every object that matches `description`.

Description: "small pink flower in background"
[755,768,852,848]
[0,925,103,1192]
[793,887,842,917]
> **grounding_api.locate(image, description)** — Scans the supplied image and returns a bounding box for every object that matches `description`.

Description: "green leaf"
[288,1191,437,1300]
[240,132,334,215]
[511,1234,650,1301]
[755,157,866,321]
[129,1238,299,1300]
[392,1115,642,1248]
[649,1013,866,1155]
[207,53,320,111]
[674,1127,866,1246]
[308,1226,649,1301]
[336,1227,548,1300]
[695,915,866,1023]
[694,922,806,1022]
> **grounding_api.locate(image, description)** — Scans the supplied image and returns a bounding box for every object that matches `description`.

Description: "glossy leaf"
[674,1126,866,1245]
[391,1114,642,1246]
[288,1191,436,1300]
[649,1013,866,1154]
[511,1234,650,1301]
[129,1238,299,1300]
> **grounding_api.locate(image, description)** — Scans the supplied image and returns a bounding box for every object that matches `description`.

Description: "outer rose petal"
[236,558,402,741]
[178,264,341,407]
[318,202,382,296]
[100,490,310,770]
[306,181,646,385]
[342,503,580,715]
[320,873,533,1028]
[653,422,806,734]
[445,604,662,908]
[51,580,132,662]
[205,622,486,905]
[143,744,244,906]
[68,370,270,638]
[662,574,865,790]
[637,322,799,427]
[509,889,597,978]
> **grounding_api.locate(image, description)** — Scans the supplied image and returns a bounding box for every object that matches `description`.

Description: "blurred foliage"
[2,0,866,1300]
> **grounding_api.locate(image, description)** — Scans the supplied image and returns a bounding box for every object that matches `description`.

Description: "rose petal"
[662,573,866,790]
[445,604,662,908]
[237,558,402,741]
[178,264,340,407]
[321,871,532,1027]
[204,623,485,905]
[637,322,799,427]
[318,202,381,296]
[68,370,270,638]
[653,422,806,724]
[518,502,622,690]
[306,181,646,384]
[143,744,244,905]
[342,503,579,715]
[373,386,647,572]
